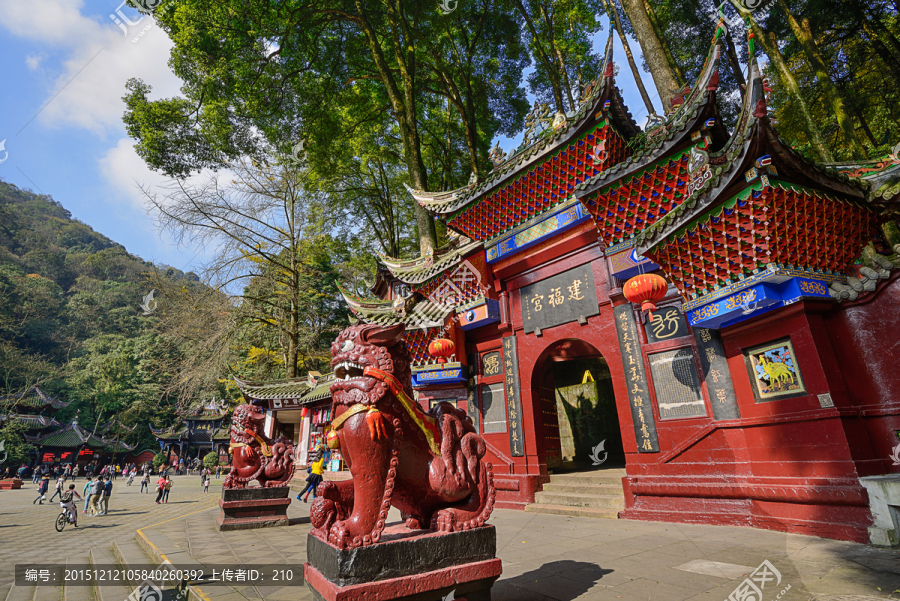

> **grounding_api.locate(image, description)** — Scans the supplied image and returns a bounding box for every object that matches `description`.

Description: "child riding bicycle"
[59,484,82,527]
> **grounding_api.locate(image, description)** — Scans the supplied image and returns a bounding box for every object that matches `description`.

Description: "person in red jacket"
[154,475,167,504]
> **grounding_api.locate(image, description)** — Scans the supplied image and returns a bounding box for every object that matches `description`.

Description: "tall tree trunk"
[514,0,567,112]
[854,108,878,147]
[617,0,680,111]
[842,0,900,85]
[751,21,833,161]
[724,28,746,94]
[602,0,657,117]
[777,1,866,158]
[356,0,437,256]
[642,0,684,86]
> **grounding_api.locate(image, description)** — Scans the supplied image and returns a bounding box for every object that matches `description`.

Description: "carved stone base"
[216,486,291,531]
[304,525,501,601]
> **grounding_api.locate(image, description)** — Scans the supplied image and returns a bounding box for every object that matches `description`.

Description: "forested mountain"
[0,179,194,451]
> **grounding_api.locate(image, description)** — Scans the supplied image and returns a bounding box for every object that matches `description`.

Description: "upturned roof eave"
[406,35,638,220]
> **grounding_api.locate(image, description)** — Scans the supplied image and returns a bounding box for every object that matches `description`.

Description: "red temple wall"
[824,273,900,477]
[454,220,894,541]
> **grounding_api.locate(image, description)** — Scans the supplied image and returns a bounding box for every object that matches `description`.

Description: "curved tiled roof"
[377,237,483,285]
[574,27,728,201]
[26,423,134,452]
[0,386,72,413]
[406,33,639,221]
[341,290,453,330]
[821,152,900,216]
[633,50,868,254]
[233,375,311,402]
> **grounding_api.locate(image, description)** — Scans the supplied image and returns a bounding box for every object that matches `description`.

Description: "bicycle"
[55,508,77,532]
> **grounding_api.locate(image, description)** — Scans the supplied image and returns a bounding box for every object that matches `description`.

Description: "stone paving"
[0,474,223,600]
[2,474,899,601]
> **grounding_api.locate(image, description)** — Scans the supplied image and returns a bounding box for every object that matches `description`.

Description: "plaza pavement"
[1,474,899,601]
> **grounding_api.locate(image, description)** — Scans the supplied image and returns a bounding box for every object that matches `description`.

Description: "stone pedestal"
[860,475,900,547]
[304,525,502,601]
[217,486,291,531]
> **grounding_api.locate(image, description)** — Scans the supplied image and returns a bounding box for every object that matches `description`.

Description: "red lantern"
[623,273,668,315]
[427,338,456,364]
[301,406,309,419]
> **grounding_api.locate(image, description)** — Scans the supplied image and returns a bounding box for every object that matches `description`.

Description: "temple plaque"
[520,265,599,334]
[501,336,526,456]
[613,305,660,452]
[644,306,690,343]
[648,348,707,420]
[694,328,741,420]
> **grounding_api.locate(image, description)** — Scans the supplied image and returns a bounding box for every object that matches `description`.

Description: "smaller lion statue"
[224,404,295,488]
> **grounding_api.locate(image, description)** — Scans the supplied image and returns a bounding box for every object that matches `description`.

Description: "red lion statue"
[224,404,295,488]
[310,323,495,549]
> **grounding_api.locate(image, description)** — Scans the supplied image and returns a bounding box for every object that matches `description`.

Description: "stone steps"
[541,482,623,495]
[31,583,60,601]
[533,490,625,509]
[62,552,95,601]
[525,469,626,518]
[3,584,35,601]
[89,548,133,601]
[113,540,156,588]
[524,503,621,519]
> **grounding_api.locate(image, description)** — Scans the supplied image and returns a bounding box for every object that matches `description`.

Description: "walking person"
[140,472,150,493]
[87,477,104,516]
[100,477,113,515]
[72,464,79,481]
[49,474,66,502]
[33,473,50,504]
[203,474,210,494]
[59,484,82,527]
[215,465,221,479]
[154,475,167,504]
[162,476,172,503]
[81,478,93,514]
[127,469,136,486]
[297,447,326,503]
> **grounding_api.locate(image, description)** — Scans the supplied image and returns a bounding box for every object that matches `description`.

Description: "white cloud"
[25,54,44,70]
[0,0,182,133]
[98,137,172,211]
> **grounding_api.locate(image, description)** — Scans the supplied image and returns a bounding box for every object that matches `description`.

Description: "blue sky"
[0,0,662,272]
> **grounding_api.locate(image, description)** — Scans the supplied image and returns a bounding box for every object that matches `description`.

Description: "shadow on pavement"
[493,560,613,601]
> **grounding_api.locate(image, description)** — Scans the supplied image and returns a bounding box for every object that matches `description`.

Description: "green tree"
[203,451,219,469]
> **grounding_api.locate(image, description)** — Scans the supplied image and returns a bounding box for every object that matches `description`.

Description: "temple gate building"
[340,28,900,544]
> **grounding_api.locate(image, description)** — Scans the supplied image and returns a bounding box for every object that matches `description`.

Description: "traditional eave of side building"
[0,386,73,414]
[233,375,312,403]
[340,289,454,330]
[27,422,135,452]
[376,236,484,287]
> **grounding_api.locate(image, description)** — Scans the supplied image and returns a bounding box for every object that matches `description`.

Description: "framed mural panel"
[743,337,806,402]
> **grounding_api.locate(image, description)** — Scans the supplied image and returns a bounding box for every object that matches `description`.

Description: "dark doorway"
[535,339,625,471]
